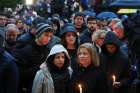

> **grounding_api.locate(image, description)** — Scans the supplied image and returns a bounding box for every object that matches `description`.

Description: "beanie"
[35,23,53,38]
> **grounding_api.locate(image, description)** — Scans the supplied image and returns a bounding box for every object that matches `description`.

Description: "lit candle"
[112,75,116,82]
[78,84,82,93]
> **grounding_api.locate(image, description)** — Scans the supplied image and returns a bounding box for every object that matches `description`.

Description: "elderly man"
[4,24,19,54]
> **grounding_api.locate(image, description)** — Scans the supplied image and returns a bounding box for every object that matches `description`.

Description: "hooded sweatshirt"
[100,32,131,93]
[32,44,72,93]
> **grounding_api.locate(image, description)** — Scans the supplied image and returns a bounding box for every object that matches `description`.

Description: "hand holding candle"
[112,75,121,88]
[112,75,116,82]
[78,84,82,93]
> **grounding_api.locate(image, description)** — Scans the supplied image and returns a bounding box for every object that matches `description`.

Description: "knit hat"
[35,23,53,38]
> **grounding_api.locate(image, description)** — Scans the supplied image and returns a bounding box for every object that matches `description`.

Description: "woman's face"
[65,32,76,45]
[78,48,91,68]
[53,52,65,68]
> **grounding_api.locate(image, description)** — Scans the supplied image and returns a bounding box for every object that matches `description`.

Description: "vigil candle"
[112,75,116,82]
[78,84,82,93]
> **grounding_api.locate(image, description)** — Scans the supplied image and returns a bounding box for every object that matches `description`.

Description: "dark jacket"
[0,49,19,93]
[70,65,108,93]
[12,41,49,93]
[17,32,61,51]
[100,32,131,93]
[60,25,79,70]
[4,40,17,54]
[79,29,93,44]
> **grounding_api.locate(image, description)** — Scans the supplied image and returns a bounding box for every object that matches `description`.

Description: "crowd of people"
[0,0,140,93]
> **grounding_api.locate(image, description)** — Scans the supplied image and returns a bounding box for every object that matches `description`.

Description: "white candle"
[112,75,116,82]
[78,84,82,93]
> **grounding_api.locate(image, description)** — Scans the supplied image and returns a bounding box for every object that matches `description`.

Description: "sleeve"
[120,59,132,86]
[31,70,44,93]
[5,60,19,93]
[95,70,109,93]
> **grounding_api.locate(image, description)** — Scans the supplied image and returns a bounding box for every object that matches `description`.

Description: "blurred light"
[26,0,33,5]
[118,8,138,14]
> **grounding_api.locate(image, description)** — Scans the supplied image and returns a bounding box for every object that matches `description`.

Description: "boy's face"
[36,31,53,46]
[74,16,84,28]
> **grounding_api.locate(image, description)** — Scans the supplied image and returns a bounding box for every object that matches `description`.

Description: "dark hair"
[87,16,96,23]
[74,12,84,19]
[61,32,79,49]
[46,53,70,71]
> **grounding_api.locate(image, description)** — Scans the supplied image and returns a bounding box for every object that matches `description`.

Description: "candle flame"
[78,84,82,93]
[78,84,82,88]
[112,75,116,82]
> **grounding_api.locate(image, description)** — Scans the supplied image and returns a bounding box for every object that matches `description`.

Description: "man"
[0,34,19,93]
[0,12,7,38]
[4,24,19,54]
[73,12,87,36]
[80,16,97,44]
[12,23,54,93]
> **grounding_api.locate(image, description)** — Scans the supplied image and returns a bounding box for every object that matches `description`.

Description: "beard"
[89,27,96,32]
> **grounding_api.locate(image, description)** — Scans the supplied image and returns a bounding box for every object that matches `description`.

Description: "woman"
[32,44,72,93]
[61,25,79,70]
[70,43,108,93]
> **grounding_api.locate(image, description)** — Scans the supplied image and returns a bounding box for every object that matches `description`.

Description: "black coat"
[100,32,132,93]
[0,49,19,93]
[12,41,49,92]
[69,65,109,93]
[79,29,92,44]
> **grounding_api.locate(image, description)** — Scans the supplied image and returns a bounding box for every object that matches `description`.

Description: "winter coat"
[100,32,132,93]
[4,40,17,54]
[0,49,19,93]
[70,65,109,93]
[32,44,73,93]
[17,32,61,51]
[60,25,79,70]
[12,41,49,93]
[79,29,93,44]
[0,25,5,38]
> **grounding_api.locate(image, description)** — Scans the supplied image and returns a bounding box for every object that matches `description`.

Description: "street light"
[25,0,33,5]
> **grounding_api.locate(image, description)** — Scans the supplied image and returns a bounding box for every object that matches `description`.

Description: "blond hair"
[77,43,100,67]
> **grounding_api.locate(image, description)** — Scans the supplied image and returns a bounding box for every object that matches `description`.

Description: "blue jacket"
[0,49,19,93]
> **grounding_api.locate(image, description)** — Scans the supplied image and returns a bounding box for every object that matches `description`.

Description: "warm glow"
[118,9,137,14]
[112,75,116,82]
[26,0,33,5]
[78,84,82,93]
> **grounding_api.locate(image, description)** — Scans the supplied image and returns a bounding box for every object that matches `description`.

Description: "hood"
[47,44,70,60]
[103,31,121,47]
[101,31,122,54]
[46,44,70,71]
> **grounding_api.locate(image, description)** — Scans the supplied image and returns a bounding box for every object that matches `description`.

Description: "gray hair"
[92,30,108,42]
[114,22,124,29]
[6,24,19,32]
